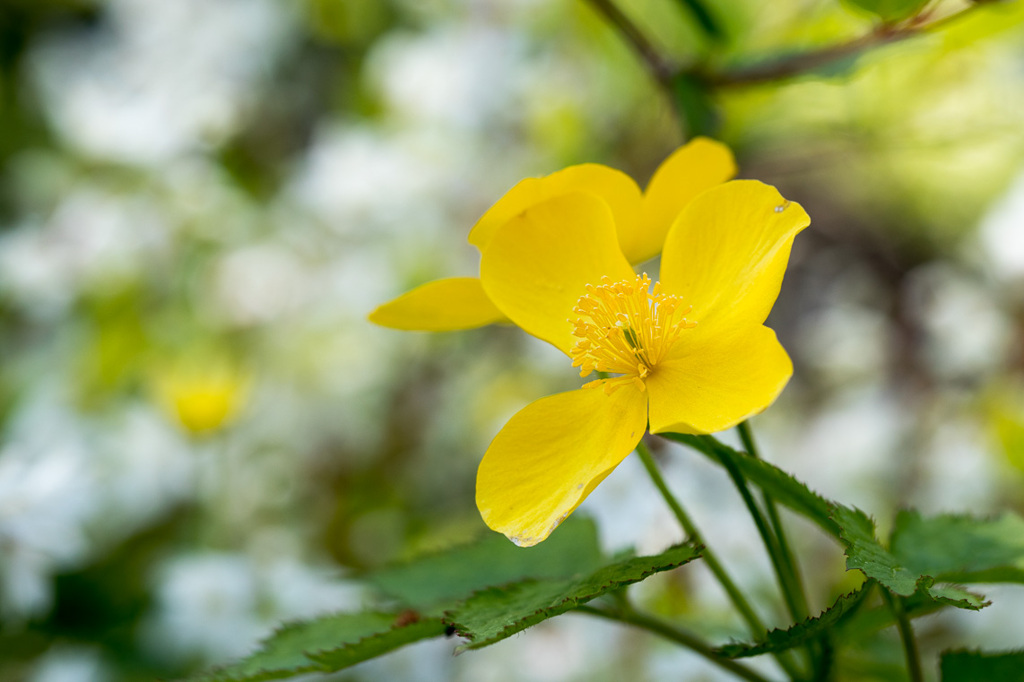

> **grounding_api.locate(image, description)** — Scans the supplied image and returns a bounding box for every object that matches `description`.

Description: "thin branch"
[582,0,677,84]
[706,3,990,87]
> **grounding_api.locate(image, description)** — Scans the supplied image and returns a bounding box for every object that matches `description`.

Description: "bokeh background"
[1,0,1023,680]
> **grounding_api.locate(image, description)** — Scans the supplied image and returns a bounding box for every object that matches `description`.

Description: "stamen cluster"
[569,273,696,394]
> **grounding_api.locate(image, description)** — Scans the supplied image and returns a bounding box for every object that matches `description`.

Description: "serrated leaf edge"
[715,585,870,659]
[445,542,703,651]
[306,616,449,667]
[182,610,434,682]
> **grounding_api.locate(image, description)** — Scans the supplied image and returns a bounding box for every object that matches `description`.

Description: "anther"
[568,273,696,393]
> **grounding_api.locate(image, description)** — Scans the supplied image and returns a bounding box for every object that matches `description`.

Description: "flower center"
[569,273,696,394]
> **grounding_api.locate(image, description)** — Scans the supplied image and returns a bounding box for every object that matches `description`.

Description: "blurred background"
[0,0,1022,680]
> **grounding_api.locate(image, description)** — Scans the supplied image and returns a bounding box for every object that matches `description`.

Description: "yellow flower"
[154,362,249,436]
[474,181,809,546]
[368,138,736,331]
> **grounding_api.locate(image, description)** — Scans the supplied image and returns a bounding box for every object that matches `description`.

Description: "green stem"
[714,442,804,624]
[635,441,808,679]
[737,422,810,622]
[635,441,765,632]
[575,604,775,682]
[643,436,810,679]
[883,591,924,682]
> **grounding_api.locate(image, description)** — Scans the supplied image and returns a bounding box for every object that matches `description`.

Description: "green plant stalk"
[575,604,774,682]
[711,443,805,622]
[734,423,821,675]
[737,422,810,622]
[635,440,762,629]
[634,440,804,680]
[664,431,811,628]
[883,590,924,682]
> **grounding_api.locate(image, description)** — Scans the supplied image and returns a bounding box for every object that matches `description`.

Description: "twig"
[707,3,989,87]
[582,0,677,84]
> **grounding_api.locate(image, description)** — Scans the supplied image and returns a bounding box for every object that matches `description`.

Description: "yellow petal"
[468,164,642,254]
[646,324,792,435]
[629,137,737,265]
[476,386,648,546]
[479,192,634,354]
[660,180,810,332]
[368,277,506,331]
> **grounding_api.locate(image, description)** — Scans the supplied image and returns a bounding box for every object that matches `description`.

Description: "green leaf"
[925,584,989,611]
[842,0,929,23]
[448,543,702,650]
[716,586,870,659]
[829,505,920,596]
[665,434,1008,609]
[186,612,447,682]
[890,510,1024,585]
[832,509,992,608]
[188,519,608,680]
[363,517,604,610]
[941,649,1024,682]
[309,616,450,669]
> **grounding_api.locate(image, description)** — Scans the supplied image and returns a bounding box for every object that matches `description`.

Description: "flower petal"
[659,180,810,331]
[646,324,792,435]
[479,192,634,354]
[629,137,737,265]
[368,277,506,331]
[468,164,642,255]
[476,386,648,546]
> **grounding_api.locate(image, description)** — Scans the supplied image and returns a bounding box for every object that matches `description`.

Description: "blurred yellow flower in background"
[153,360,250,436]
[368,137,736,331]
[988,387,1024,474]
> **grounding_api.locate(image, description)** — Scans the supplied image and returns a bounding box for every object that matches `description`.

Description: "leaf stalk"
[575,603,775,682]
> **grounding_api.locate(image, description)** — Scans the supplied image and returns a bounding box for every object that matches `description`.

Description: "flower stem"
[883,590,924,682]
[634,443,766,634]
[575,604,775,682]
[715,439,799,622]
[637,439,807,680]
[736,422,810,623]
